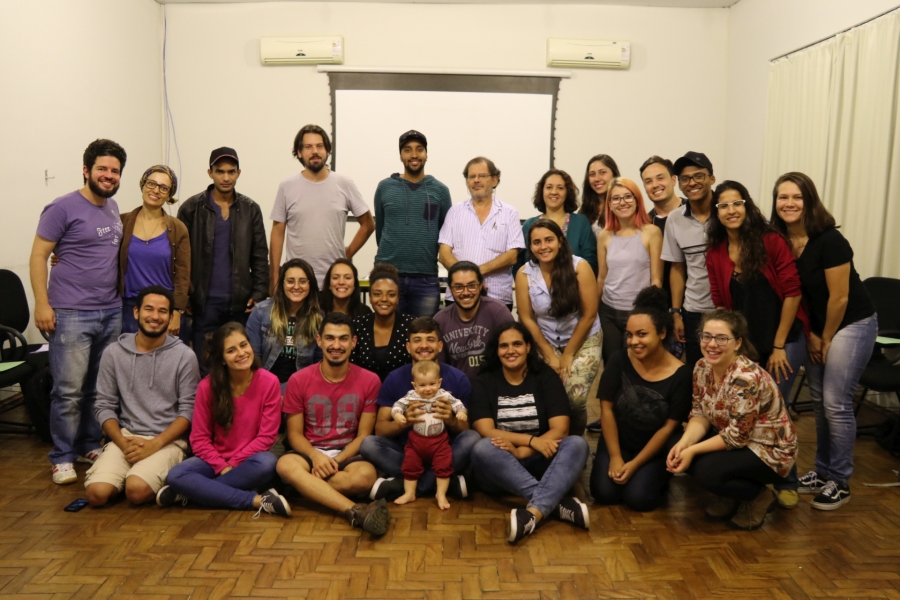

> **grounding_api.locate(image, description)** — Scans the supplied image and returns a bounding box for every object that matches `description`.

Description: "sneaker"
[448,474,468,499]
[585,419,603,434]
[156,485,187,507]
[369,477,405,502]
[798,470,827,495]
[346,498,390,536]
[811,481,850,511]
[704,495,739,520]
[507,508,537,544]
[254,488,292,519]
[776,489,799,509]
[52,463,77,485]
[729,488,776,530]
[556,497,590,530]
[77,448,104,465]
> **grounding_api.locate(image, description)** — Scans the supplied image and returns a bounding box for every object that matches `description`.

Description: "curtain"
[760,10,900,278]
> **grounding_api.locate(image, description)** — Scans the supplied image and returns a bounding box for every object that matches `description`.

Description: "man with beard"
[84,286,199,506]
[434,262,514,379]
[178,147,269,373]
[30,139,127,485]
[438,157,524,310]
[277,313,389,536]
[373,130,452,317]
[270,125,374,288]
[361,316,480,501]
[640,155,686,296]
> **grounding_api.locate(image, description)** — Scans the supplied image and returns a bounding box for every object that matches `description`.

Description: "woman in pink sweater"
[157,323,291,518]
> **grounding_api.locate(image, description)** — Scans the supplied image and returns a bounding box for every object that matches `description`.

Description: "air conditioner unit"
[260,36,344,65]
[547,38,630,70]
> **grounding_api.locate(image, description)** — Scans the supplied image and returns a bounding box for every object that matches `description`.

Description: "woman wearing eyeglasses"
[667,310,797,530]
[119,166,190,339]
[246,258,323,391]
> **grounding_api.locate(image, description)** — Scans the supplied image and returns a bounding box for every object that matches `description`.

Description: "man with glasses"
[438,157,524,309]
[434,262,515,379]
[661,151,717,367]
[270,124,374,289]
[178,147,269,374]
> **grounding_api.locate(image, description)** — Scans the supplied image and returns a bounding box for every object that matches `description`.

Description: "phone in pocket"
[64,498,90,512]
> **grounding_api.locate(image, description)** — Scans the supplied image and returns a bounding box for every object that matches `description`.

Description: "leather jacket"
[177,185,269,313]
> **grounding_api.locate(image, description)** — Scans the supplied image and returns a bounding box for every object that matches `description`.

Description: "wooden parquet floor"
[0,404,899,599]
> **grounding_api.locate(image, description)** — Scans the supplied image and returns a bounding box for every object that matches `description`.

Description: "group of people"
[28,129,876,542]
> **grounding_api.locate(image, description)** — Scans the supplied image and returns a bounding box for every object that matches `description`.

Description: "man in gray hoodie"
[85,286,200,507]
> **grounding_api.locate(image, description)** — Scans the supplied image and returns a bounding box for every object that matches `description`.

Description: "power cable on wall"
[163,5,183,214]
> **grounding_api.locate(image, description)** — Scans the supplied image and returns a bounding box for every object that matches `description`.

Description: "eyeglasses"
[285,278,309,287]
[678,172,709,185]
[716,199,746,210]
[700,333,733,346]
[144,180,172,195]
[466,173,493,181]
[450,282,481,293]
[609,194,635,206]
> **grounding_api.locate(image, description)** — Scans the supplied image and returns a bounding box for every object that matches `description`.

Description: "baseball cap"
[673,151,713,176]
[209,147,239,168]
[399,130,427,151]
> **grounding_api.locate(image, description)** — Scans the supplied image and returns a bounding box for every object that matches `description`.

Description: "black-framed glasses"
[700,333,733,346]
[144,180,172,195]
[609,193,635,205]
[678,172,709,185]
[450,282,481,293]
[716,199,746,210]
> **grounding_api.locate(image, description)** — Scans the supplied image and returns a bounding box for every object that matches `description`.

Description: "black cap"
[209,147,239,168]
[399,130,427,151]
[673,151,713,176]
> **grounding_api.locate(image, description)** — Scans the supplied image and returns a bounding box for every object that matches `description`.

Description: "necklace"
[140,212,164,245]
[319,362,347,384]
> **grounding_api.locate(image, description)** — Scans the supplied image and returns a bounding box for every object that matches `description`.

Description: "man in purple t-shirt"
[29,139,127,485]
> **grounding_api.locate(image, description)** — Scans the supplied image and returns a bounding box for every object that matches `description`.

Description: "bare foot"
[436,493,450,510]
[394,492,416,505]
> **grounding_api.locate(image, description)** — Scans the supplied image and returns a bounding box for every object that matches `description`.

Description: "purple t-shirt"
[36,190,122,310]
[124,231,173,298]
[207,197,233,300]
[434,296,515,379]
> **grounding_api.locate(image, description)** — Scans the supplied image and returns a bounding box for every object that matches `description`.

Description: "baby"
[391,360,467,510]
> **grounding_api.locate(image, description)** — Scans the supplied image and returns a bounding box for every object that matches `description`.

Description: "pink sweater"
[190,369,282,474]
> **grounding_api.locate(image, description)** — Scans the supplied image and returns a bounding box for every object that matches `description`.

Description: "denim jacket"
[246,299,321,372]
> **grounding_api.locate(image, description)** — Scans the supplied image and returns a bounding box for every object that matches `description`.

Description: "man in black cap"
[177,147,269,373]
[372,131,452,317]
[660,151,716,367]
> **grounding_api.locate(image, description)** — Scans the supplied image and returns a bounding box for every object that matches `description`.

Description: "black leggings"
[590,441,670,512]
[598,302,630,363]
[688,446,787,502]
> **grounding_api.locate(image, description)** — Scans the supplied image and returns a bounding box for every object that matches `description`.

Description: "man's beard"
[88,177,119,198]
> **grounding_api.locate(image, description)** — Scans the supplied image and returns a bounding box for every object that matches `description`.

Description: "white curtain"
[760,10,900,278]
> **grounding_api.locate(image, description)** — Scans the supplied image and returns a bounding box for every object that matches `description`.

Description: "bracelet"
[528,435,535,449]
[772,345,785,350]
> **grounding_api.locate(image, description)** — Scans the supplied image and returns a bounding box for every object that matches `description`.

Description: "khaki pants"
[84,429,188,492]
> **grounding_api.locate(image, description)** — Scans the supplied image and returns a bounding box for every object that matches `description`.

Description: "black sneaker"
[556,497,590,530]
[507,508,536,544]
[347,498,390,536]
[448,474,468,499]
[369,477,405,502]
[156,485,187,507]
[585,419,603,434]
[810,481,850,511]
[254,488,292,518]
[798,470,827,495]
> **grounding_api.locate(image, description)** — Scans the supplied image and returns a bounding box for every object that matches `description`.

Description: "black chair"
[856,277,900,435]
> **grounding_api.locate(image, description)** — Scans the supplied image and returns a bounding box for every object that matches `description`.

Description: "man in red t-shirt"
[276,313,389,536]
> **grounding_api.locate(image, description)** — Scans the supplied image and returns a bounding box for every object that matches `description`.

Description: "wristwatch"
[668,307,682,315]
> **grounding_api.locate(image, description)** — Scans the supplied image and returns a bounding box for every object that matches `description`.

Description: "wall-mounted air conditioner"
[547,38,630,70]
[260,36,344,66]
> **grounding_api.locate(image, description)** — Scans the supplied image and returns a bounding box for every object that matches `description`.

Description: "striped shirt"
[661,202,715,312]
[438,197,524,304]
[496,393,540,434]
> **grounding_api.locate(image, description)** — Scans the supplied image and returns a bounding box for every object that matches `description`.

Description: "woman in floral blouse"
[666,309,797,531]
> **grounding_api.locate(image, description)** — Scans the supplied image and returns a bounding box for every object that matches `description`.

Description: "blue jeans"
[590,440,670,512]
[398,276,440,317]
[192,297,248,375]
[166,452,278,510]
[48,308,121,464]
[359,429,480,495]
[806,314,878,485]
[762,335,806,492]
[470,435,589,516]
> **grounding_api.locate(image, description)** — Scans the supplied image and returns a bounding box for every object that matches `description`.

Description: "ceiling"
[156,0,740,7]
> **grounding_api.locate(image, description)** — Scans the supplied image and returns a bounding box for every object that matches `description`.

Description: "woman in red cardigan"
[705,180,806,509]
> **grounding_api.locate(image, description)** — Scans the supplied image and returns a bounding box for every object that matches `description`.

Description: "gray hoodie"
[95,333,199,437]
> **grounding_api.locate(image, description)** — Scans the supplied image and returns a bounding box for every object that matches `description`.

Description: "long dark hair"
[707,181,774,281]
[480,322,545,374]
[206,322,261,430]
[319,258,364,317]
[579,154,620,228]
[527,219,580,318]
[698,309,759,361]
[271,258,321,345]
[532,169,579,214]
[769,172,836,241]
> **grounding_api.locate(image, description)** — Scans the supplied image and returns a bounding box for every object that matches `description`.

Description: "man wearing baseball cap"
[177,147,269,373]
[660,151,716,367]
[373,130,452,317]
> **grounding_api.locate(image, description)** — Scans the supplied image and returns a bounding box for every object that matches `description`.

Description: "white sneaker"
[52,463,77,485]
[77,448,104,465]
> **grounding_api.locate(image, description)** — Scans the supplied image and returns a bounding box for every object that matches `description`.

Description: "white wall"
[162,1,729,278]
[0,0,163,342]
[725,0,899,201]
